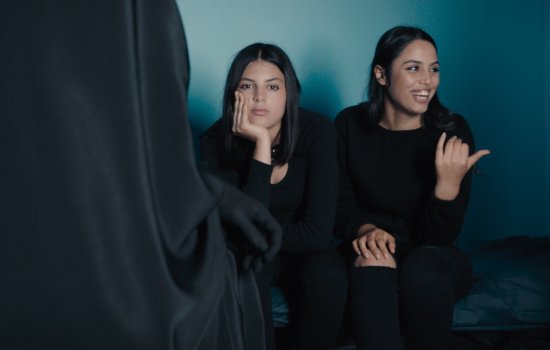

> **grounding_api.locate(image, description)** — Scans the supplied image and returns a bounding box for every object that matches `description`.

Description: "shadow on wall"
[295,39,346,120]
[189,99,215,160]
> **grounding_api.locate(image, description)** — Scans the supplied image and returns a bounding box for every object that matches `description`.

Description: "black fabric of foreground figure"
[0,1,281,349]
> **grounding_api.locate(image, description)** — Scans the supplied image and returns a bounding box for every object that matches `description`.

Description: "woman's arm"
[200,122,273,207]
[333,109,396,241]
[415,117,490,245]
[280,114,338,252]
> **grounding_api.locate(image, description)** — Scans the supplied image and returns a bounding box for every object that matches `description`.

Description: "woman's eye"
[268,85,279,91]
[239,83,251,90]
[406,66,419,72]
[430,66,440,73]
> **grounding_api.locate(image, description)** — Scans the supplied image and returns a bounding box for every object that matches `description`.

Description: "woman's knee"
[354,254,396,268]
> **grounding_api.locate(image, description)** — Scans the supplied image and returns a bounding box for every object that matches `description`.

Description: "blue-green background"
[177,0,550,245]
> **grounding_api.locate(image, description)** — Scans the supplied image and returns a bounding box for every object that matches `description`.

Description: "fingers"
[443,135,459,159]
[388,235,396,254]
[443,133,490,170]
[367,237,384,260]
[251,255,265,273]
[438,135,471,169]
[450,137,464,160]
[436,132,446,162]
[353,229,396,260]
[244,203,282,262]
[241,254,264,273]
[228,210,270,252]
[242,255,254,271]
[260,218,282,261]
[352,238,369,258]
[233,91,243,134]
[354,237,372,258]
[234,209,280,271]
[468,149,491,168]
[438,133,467,166]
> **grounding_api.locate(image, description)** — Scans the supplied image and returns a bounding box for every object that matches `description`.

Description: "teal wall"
[177,0,550,244]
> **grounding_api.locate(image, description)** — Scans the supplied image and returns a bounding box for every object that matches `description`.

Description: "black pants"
[348,244,473,350]
[256,249,348,350]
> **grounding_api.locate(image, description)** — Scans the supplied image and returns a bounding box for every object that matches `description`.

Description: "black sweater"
[334,103,475,246]
[201,108,337,253]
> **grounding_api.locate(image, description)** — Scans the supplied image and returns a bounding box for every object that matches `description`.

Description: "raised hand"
[232,91,271,164]
[232,91,269,143]
[435,132,490,200]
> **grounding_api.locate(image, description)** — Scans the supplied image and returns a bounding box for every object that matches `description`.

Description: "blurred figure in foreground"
[0,1,281,349]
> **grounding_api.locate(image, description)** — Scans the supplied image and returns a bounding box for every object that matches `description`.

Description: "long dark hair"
[366,26,455,131]
[221,43,301,166]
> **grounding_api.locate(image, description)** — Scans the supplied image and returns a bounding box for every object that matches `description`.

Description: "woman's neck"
[379,102,422,130]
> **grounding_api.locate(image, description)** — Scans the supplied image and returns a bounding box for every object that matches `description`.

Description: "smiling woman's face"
[379,39,440,119]
[238,59,287,135]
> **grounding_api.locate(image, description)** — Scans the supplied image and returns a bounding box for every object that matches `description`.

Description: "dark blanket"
[453,236,550,331]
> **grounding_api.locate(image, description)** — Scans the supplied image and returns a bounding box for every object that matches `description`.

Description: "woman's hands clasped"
[434,132,490,200]
[353,224,397,268]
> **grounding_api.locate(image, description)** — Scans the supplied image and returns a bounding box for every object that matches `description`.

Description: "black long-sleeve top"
[201,108,337,253]
[334,103,475,246]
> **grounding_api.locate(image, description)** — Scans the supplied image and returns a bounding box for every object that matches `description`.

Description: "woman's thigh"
[398,245,473,299]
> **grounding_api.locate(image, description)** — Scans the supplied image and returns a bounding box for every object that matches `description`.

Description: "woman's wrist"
[252,136,272,165]
[434,180,460,200]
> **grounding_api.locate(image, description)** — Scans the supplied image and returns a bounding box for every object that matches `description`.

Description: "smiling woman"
[200,43,348,350]
[375,39,440,129]
[334,26,490,350]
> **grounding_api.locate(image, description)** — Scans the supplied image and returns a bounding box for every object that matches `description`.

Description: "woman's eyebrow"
[240,77,284,82]
[401,59,439,66]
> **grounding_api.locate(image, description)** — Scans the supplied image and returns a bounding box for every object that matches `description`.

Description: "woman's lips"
[251,108,268,116]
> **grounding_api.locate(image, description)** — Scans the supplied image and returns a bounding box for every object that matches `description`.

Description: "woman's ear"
[374,65,387,86]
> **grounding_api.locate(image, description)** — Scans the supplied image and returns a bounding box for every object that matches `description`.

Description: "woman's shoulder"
[200,118,227,152]
[334,102,368,132]
[452,114,469,130]
[201,118,224,140]
[292,108,336,157]
[298,107,335,138]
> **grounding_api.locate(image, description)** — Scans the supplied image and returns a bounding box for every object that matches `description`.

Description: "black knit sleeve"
[414,116,475,245]
[200,120,272,207]
[333,108,373,241]
[281,113,338,252]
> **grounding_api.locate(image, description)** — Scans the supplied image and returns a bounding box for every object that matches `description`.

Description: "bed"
[272,235,550,338]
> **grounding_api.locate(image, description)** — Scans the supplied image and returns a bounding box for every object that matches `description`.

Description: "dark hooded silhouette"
[0,1,281,348]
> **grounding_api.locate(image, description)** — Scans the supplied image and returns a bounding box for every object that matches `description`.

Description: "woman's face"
[237,60,287,135]
[379,39,440,119]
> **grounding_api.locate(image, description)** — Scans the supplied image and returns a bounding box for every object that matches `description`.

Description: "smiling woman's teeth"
[411,90,430,103]
[412,90,429,98]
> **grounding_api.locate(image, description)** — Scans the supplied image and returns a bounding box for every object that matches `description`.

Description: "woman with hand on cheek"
[334,26,490,350]
[201,43,347,350]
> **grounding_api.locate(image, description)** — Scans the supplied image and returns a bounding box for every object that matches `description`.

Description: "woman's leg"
[398,245,472,350]
[280,249,348,350]
[255,258,279,350]
[349,251,402,350]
